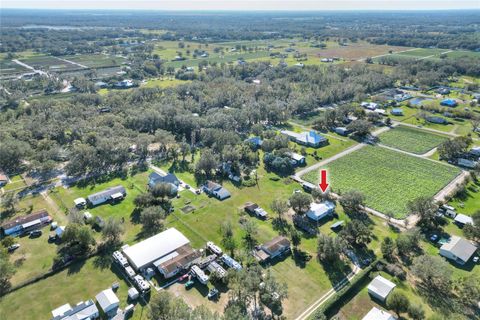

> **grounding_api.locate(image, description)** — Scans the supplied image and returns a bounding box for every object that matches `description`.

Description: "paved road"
[295,266,361,320]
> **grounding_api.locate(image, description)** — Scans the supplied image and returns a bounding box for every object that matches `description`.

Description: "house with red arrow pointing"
[306,201,336,222]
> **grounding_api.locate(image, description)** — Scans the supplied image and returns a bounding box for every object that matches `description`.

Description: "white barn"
[122,228,190,271]
[367,275,396,302]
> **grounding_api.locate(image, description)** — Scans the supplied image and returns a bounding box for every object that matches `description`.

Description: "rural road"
[53,56,88,69]
[357,47,418,62]
[295,266,361,320]
[12,59,48,76]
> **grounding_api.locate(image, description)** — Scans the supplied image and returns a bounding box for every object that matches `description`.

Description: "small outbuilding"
[128,287,139,300]
[362,307,396,320]
[454,214,474,227]
[367,275,396,302]
[74,198,87,208]
[95,288,120,317]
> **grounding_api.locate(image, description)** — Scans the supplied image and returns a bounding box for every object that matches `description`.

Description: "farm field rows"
[59,54,126,68]
[301,146,461,218]
[378,125,448,154]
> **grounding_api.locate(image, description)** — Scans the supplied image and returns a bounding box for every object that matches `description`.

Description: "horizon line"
[2,7,480,11]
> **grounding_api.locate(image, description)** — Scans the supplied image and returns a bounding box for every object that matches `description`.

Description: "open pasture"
[60,54,126,68]
[18,55,81,72]
[301,146,461,218]
[378,125,449,154]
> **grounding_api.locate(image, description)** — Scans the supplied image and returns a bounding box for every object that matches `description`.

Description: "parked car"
[185,280,195,288]
[29,230,42,238]
[48,234,57,242]
[8,244,20,252]
[178,273,190,282]
[207,288,219,299]
[430,234,439,242]
[473,256,479,263]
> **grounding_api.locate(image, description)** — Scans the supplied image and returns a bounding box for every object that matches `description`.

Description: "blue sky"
[3,0,479,10]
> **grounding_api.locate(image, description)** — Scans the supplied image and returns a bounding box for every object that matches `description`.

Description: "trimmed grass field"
[301,146,461,218]
[378,125,448,154]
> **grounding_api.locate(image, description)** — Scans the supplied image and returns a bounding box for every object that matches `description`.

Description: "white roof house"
[440,236,477,265]
[367,275,396,302]
[51,300,99,320]
[123,228,190,270]
[362,307,396,320]
[454,214,474,226]
[306,201,336,221]
[51,304,72,318]
[95,289,119,315]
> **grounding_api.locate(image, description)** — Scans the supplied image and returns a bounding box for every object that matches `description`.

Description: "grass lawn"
[301,146,461,218]
[2,175,28,192]
[447,180,480,216]
[142,78,190,89]
[0,259,148,320]
[378,125,448,154]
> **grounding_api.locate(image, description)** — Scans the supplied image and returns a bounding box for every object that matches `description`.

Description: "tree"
[289,192,312,215]
[317,234,345,263]
[462,210,480,241]
[407,197,439,230]
[347,119,372,137]
[395,228,421,257]
[387,291,410,317]
[437,136,472,161]
[259,270,288,318]
[408,304,426,320]
[140,206,166,236]
[381,237,396,262]
[411,255,452,292]
[149,291,191,320]
[312,310,327,320]
[242,219,258,250]
[0,249,16,295]
[62,223,96,255]
[339,190,365,215]
[195,148,219,178]
[340,220,372,247]
[270,198,289,221]
[101,217,124,244]
[220,221,237,257]
[1,236,15,248]
[1,192,18,213]
[289,228,302,251]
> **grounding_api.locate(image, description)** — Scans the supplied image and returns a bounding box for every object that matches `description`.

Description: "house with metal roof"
[254,236,291,262]
[440,98,458,107]
[440,236,477,265]
[51,299,99,320]
[390,108,403,116]
[155,245,201,279]
[280,130,328,148]
[87,185,126,206]
[362,307,396,320]
[306,201,336,222]
[148,172,180,195]
[203,181,231,200]
[1,209,52,237]
[454,214,474,227]
[95,288,119,317]
[123,228,191,271]
[367,275,396,302]
[0,172,8,187]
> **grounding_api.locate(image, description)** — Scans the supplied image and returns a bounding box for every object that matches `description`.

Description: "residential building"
[390,108,403,116]
[155,246,201,279]
[0,172,8,187]
[254,236,291,262]
[361,102,379,110]
[148,172,180,195]
[203,181,231,200]
[244,202,268,219]
[334,127,350,136]
[288,152,306,166]
[95,289,120,317]
[367,275,396,302]
[362,307,396,320]
[87,185,126,206]
[306,201,336,221]
[123,228,191,271]
[454,214,474,227]
[1,209,52,237]
[113,79,134,88]
[439,236,477,265]
[458,158,478,169]
[51,300,99,320]
[280,130,328,148]
[426,116,448,124]
[440,98,458,107]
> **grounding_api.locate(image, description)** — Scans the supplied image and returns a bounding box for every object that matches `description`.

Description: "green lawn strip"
[447,180,480,216]
[301,146,461,218]
[378,125,448,154]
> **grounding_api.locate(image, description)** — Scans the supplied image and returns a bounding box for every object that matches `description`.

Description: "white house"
[95,288,119,317]
[87,185,126,206]
[367,275,396,302]
[51,300,99,320]
[439,236,477,265]
[362,307,396,320]
[306,201,336,221]
[454,214,474,227]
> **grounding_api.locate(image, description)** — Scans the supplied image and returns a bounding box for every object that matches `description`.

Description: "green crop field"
[60,54,126,68]
[378,125,448,154]
[301,146,461,218]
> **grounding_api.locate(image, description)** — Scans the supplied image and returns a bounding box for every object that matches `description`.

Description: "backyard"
[301,146,461,217]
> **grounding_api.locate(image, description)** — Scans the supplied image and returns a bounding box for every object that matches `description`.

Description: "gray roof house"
[280,130,328,148]
[203,181,231,200]
[95,288,120,317]
[440,236,477,265]
[367,275,396,302]
[148,172,180,195]
[87,185,126,206]
[51,299,99,320]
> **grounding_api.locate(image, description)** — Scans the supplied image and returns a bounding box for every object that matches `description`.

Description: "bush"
[385,263,406,280]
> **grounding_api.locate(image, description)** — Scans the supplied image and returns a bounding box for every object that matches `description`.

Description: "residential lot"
[301,146,461,217]
[378,125,449,155]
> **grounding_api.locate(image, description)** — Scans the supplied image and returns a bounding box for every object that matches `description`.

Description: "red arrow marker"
[319,169,329,193]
